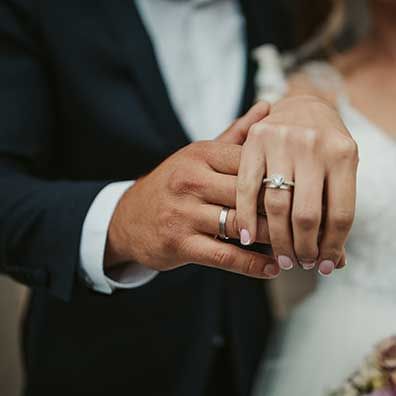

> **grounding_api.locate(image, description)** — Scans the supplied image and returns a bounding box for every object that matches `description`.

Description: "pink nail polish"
[278,256,294,271]
[318,260,335,276]
[240,229,251,246]
[300,261,316,270]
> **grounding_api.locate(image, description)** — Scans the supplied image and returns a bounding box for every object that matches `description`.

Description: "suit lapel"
[99,0,294,147]
[99,0,190,150]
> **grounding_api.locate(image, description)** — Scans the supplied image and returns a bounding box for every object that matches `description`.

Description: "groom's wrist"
[104,183,139,269]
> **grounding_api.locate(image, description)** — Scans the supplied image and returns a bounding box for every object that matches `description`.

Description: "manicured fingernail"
[264,264,280,278]
[277,256,294,271]
[318,260,335,276]
[300,261,316,270]
[240,229,251,246]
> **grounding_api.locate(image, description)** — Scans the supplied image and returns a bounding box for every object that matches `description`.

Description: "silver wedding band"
[218,207,230,240]
[263,174,295,191]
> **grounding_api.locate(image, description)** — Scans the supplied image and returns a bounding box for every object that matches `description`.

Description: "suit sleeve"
[0,1,109,301]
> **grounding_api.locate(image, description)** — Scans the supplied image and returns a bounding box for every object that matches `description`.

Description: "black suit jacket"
[0,1,293,395]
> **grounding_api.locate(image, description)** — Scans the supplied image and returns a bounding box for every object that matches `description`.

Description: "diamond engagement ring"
[263,174,295,190]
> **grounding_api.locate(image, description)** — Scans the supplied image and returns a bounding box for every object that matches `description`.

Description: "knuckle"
[247,122,276,142]
[277,125,290,141]
[301,128,320,149]
[277,125,308,150]
[252,101,269,116]
[334,136,359,162]
[282,127,321,150]
[248,122,265,138]
[185,141,212,160]
[253,123,290,144]
[168,168,187,194]
[265,195,290,216]
[244,255,259,276]
[331,210,354,232]
[168,168,204,195]
[293,209,321,231]
[213,249,234,270]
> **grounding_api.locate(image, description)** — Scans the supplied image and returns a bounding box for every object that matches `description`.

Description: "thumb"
[216,101,270,144]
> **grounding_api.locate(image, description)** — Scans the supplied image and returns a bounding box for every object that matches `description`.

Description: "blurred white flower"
[253,44,287,104]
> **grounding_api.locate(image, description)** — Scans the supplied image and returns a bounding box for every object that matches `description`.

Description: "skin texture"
[105,102,282,280]
[236,95,358,276]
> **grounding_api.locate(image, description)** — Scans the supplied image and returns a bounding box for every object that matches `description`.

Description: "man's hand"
[104,103,280,279]
[236,96,359,275]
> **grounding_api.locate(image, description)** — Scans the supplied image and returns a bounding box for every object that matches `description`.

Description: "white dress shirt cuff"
[80,181,159,294]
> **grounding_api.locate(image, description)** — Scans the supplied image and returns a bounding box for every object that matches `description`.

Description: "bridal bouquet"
[328,336,396,396]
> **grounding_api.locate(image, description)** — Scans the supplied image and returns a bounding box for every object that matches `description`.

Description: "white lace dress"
[253,61,396,396]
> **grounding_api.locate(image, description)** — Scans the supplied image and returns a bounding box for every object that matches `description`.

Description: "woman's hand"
[236,96,359,275]
[105,102,280,279]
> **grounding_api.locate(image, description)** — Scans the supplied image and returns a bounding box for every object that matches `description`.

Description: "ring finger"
[264,159,295,271]
[192,204,270,244]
